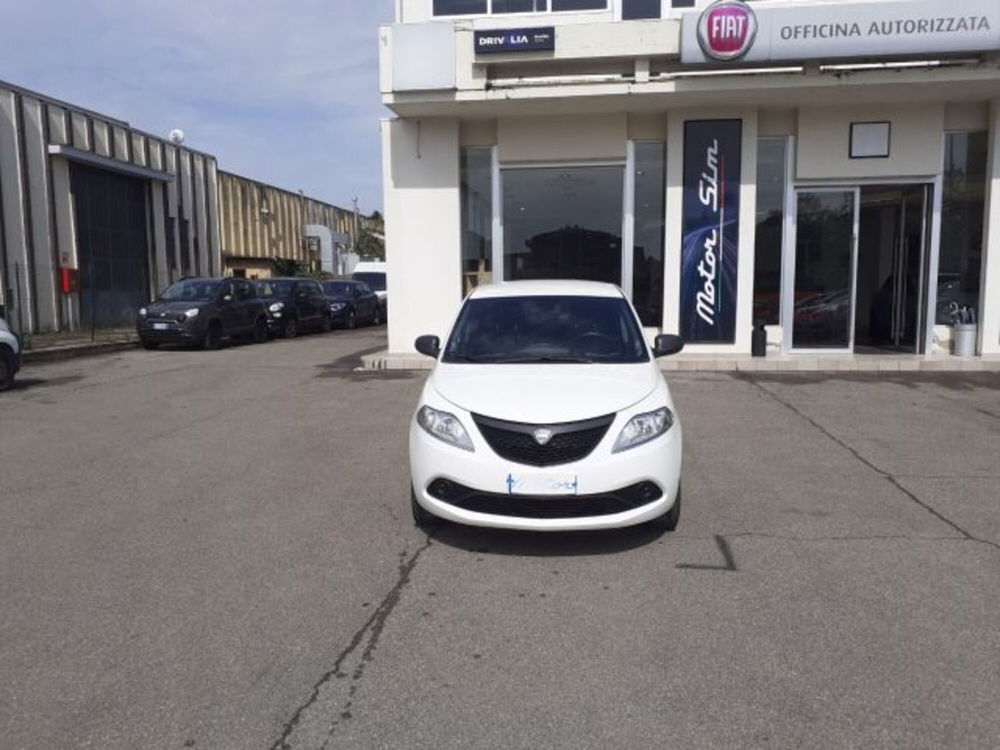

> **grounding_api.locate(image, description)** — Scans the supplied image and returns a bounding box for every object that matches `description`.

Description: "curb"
[22,340,139,364]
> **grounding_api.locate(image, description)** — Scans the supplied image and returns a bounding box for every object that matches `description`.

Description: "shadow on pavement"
[6,375,85,392]
[429,521,667,557]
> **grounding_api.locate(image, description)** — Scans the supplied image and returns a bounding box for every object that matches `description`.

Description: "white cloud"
[0,0,395,212]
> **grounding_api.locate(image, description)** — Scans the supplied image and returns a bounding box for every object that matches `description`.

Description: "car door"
[216,281,240,332]
[356,283,376,321]
[234,280,256,331]
[308,282,326,324]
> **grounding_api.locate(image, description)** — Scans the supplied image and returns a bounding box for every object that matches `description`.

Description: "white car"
[0,313,21,391]
[409,280,684,532]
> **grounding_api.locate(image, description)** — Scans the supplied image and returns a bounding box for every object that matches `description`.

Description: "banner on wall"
[680,119,742,344]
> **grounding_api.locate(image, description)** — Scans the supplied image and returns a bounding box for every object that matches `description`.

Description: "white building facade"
[380,0,1000,358]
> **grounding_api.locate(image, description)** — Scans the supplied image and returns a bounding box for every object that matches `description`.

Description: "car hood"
[430,362,660,424]
[147,301,208,314]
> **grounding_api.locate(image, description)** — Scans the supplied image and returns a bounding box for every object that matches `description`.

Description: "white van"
[351,261,387,304]
[0,312,21,391]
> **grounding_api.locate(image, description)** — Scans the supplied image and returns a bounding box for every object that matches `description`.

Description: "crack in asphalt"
[270,535,434,750]
[742,376,1000,553]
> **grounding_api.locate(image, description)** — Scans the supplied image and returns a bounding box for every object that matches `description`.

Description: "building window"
[434,0,487,16]
[493,0,547,11]
[753,137,788,326]
[623,0,661,20]
[434,0,607,15]
[937,131,988,325]
[551,0,606,9]
[633,142,665,326]
[461,148,493,295]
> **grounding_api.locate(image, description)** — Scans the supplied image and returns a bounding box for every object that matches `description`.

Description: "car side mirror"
[415,335,441,359]
[653,334,684,358]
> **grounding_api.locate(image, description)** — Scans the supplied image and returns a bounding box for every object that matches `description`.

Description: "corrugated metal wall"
[0,79,220,334]
[217,170,360,266]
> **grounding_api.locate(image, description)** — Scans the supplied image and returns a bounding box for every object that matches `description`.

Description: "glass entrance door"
[791,189,859,351]
[501,165,624,285]
[854,185,929,353]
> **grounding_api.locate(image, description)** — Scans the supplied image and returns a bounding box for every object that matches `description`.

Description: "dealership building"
[379,0,1000,360]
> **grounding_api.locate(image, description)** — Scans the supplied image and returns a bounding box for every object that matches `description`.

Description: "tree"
[356,213,385,261]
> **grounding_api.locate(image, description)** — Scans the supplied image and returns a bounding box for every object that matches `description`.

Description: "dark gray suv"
[137,278,268,350]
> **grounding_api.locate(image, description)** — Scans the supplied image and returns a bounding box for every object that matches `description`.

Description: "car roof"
[469,280,624,299]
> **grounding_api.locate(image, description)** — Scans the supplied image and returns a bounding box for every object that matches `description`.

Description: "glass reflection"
[793,191,855,349]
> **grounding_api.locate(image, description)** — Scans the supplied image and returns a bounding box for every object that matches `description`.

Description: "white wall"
[797,103,945,180]
[383,117,463,353]
[979,99,1000,355]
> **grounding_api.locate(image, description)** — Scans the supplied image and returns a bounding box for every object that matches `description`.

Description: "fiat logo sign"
[697,0,757,61]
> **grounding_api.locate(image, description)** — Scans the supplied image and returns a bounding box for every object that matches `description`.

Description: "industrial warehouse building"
[380,0,1000,360]
[0,80,366,336]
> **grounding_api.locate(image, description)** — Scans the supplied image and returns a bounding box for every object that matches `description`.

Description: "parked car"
[255,278,332,338]
[408,280,685,532]
[0,310,21,391]
[137,277,268,350]
[351,261,387,315]
[321,279,382,328]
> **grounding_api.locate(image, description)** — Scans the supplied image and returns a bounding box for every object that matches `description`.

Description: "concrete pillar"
[22,97,59,331]
[50,157,80,330]
[979,99,1000,356]
[151,181,168,295]
[0,90,33,332]
[382,117,462,353]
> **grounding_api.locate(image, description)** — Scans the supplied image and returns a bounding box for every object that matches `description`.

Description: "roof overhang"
[48,145,174,182]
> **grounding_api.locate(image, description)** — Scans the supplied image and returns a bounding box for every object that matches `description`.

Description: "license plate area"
[506,472,578,496]
[153,323,169,330]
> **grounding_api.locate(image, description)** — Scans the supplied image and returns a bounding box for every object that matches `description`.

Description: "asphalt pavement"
[2,329,999,749]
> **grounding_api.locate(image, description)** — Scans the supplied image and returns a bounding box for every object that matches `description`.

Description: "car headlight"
[613,407,674,453]
[417,405,474,452]
[330,303,346,311]
[268,302,284,313]
[138,307,147,317]
[185,308,200,319]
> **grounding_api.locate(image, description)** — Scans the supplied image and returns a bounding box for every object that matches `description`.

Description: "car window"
[160,280,220,301]
[219,281,235,300]
[352,272,386,291]
[443,295,649,364]
[235,282,253,301]
[358,283,372,295]
[323,281,352,296]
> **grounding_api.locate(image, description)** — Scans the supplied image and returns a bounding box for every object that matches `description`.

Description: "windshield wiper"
[490,356,595,364]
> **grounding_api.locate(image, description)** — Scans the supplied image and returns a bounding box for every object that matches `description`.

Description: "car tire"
[252,317,268,344]
[649,486,681,532]
[203,322,223,351]
[372,306,382,326]
[320,314,333,333]
[141,340,159,350]
[0,347,14,391]
[411,486,440,529]
[346,309,356,330]
[282,318,298,339]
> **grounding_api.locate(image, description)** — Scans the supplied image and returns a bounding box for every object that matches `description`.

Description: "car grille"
[471,413,614,467]
[427,479,662,519]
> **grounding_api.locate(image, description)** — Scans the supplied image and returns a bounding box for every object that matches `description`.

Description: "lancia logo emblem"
[697,0,757,62]
[533,428,553,446]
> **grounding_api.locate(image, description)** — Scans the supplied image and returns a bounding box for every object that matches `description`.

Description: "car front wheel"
[282,318,298,339]
[411,486,440,529]
[0,348,14,391]
[203,322,223,350]
[252,317,268,344]
[372,306,382,326]
[648,486,681,532]
[346,309,356,330]
[141,339,159,350]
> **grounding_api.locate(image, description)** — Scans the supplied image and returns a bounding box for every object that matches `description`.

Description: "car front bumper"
[409,412,682,531]
[137,320,204,343]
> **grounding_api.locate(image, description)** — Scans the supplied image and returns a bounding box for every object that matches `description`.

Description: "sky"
[0,0,395,214]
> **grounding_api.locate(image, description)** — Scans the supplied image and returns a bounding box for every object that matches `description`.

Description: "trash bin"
[953,324,977,357]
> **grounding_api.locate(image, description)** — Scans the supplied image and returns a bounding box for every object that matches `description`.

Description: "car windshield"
[323,281,353,296]
[160,280,219,301]
[443,295,649,364]
[255,280,294,297]
[352,272,385,291]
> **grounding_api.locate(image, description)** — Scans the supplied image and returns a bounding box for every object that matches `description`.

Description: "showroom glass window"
[461,148,493,294]
[633,142,665,327]
[502,165,624,284]
[753,137,788,326]
[937,131,988,325]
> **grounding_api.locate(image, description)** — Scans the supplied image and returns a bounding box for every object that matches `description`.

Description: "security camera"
[168,129,185,145]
